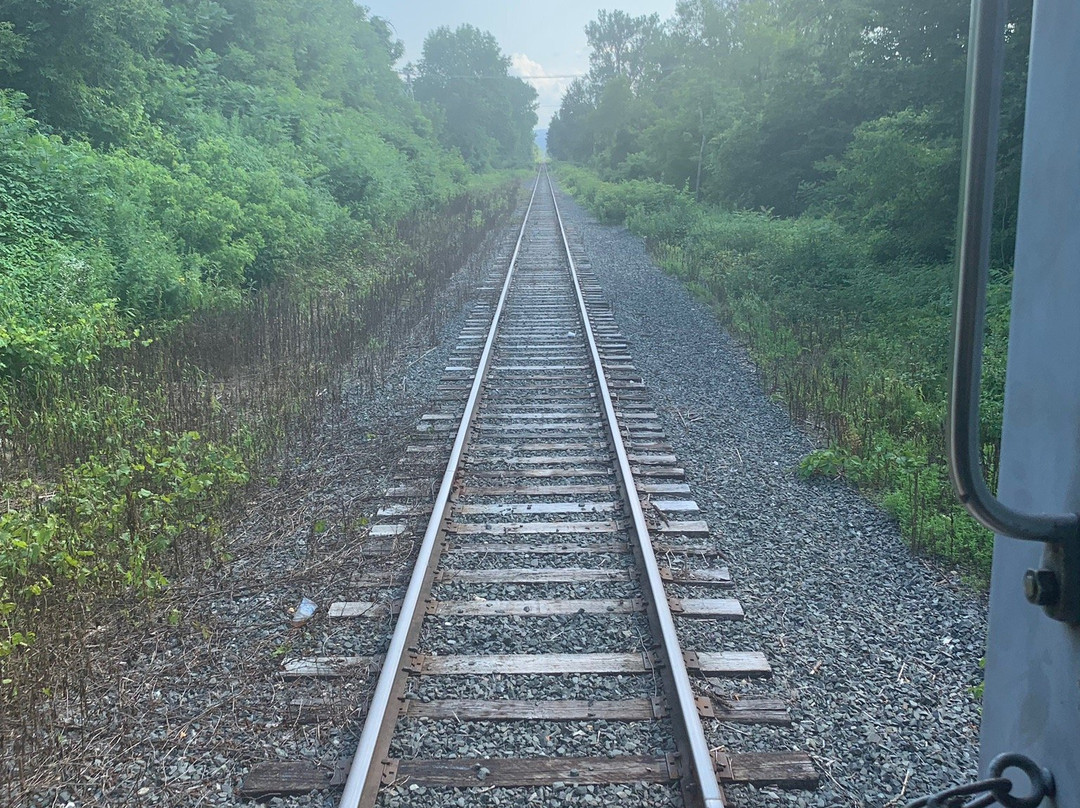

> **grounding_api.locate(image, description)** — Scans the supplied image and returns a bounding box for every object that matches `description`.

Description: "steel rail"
[547,166,726,808]
[338,167,543,808]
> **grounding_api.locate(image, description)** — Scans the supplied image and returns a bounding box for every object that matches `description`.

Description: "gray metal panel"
[981,0,1080,800]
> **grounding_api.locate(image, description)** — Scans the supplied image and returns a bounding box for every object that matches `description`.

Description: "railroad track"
[242,167,817,807]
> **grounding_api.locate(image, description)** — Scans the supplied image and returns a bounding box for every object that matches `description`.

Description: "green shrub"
[811,109,960,263]
[0,429,248,660]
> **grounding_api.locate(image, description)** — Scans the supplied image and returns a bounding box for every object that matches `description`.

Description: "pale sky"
[361,1,677,127]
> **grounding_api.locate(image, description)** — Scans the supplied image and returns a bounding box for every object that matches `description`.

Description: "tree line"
[549,0,1030,265]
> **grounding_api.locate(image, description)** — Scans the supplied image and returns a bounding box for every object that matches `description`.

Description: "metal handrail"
[948,0,1078,544]
[548,166,726,808]
[338,168,543,808]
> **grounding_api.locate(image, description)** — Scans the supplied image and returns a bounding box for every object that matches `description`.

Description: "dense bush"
[809,109,960,263]
[0,0,517,369]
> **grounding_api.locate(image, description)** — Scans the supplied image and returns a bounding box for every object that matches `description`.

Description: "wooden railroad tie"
[240,751,817,799]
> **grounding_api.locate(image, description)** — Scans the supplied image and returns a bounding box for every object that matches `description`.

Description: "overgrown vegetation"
[550,0,1030,577]
[0,0,534,725]
[556,163,1009,576]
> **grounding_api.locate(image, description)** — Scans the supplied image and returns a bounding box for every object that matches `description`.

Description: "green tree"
[552,0,1030,231]
[0,21,27,74]
[811,109,960,261]
[584,9,666,91]
[547,78,597,164]
[413,24,538,170]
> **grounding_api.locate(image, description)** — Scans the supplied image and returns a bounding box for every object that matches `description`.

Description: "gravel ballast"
[554,184,986,807]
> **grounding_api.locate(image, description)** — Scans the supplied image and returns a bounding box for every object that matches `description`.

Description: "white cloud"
[510,52,573,128]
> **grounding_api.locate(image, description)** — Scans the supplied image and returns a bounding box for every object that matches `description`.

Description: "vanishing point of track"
[242,167,816,807]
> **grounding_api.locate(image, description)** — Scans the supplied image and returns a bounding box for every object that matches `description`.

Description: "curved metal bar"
[338,168,543,808]
[948,0,1078,544]
[547,166,726,808]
